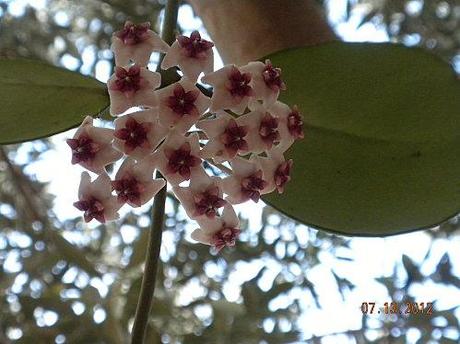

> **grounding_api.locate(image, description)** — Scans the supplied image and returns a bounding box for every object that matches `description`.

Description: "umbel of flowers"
[67,21,304,252]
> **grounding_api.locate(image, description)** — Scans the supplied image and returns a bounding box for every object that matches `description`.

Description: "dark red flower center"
[193,186,226,218]
[112,175,145,207]
[165,143,201,180]
[259,113,280,147]
[167,84,199,117]
[262,60,286,92]
[211,226,241,252]
[177,31,214,58]
[112,66,142,93]
[227,67,253,98]
[287,106,304,139]
[67,135,100,164]
[219,119,248,156]
[114,117,152,153]
[241,170,267,202]
[274,160,293,193]
[114,22,150,45]
[74,197,105,223]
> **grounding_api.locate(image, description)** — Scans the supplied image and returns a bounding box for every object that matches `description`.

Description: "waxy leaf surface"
[262,42,460,236]
[0,59,109,144]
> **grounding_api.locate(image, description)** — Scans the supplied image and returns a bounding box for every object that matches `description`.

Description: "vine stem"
[130,1,179,343]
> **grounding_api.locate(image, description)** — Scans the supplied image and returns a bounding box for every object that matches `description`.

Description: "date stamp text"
[361,302,433,316]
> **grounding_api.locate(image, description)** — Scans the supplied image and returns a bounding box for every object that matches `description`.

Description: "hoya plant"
[0,0,458,343]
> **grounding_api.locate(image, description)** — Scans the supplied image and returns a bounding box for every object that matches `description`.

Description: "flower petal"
[203,65,252,114]
[133,156,157,182]
[115,157,137,181]
[70,119,122,174]
[108,67,160,116]
[140,68,161,90]
[229,156,258,177]
[190,228,212,245]
[156,79,210,133]
[90,145,123,174]
[196,111,232,138]
[139,178,166,205]
[161,42,180,69]
[113,109,167,158]
[221,176,245,204]
[172,185,195,217]
[189,167,215,191]
[241,60,281,106]
[78,171,92,199]
[268,101,297,152]
[111,38,132,66]
[103,197,122,221]
[221,204,239,228]
[90,173,113,201]
[155,131,203,185]
[161,38,214,81]
[74,116,94,138]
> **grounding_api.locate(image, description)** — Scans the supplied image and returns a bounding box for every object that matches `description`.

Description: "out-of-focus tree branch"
[0,147,100,276]
[187,0,337,64]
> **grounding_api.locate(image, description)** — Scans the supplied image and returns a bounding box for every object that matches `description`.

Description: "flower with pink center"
[112,158,165,207]
[268,101,304,152]
[211,226,241,252]
[114,21,150,45]
[193,187,227,218]
[236,110,280,153]
[115,118,150,151]
[287,105,304,139]
[197,112,249,162]
[221,157,268,204]
[240,170,267,202]
[202,65,254,114]
[156,79,210,133]
[113,109,167,158]
[112,66,142,93]
[165,143,200,179]
[258,113,280,147]
[66,116,122,174]
[67,135,98,164]
[173,168,226,227]
[257,148,293,194]
[220,120,249,156]
[167,85,197,115]
[153,132,202,185]
[274,160,293,193]
[74,172,121,223]
[191,204,241,251]
[68,23,304,253]
[177,31,214,58]
[111,21,169,67]
[161,31,214,81]
[226,67,253,98]
[112,175,145,206]
[108,65,160,115]
[262,60,286,92]
[241,59,286,107]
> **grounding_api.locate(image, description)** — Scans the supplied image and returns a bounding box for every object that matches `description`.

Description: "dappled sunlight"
[0,0,459,343]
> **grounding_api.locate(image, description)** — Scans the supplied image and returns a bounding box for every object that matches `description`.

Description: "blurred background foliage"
[348,0,460,63]
[0,0,459,343]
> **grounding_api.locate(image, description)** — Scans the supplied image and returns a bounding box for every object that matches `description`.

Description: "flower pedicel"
[68,24,304,252]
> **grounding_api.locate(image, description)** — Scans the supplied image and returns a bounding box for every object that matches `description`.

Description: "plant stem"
[130,173,167,344]
[161,0,180,50]
[130,1,179,343]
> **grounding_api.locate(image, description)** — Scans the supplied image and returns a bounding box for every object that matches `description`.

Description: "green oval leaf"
[0,58,109,144]
[262,42,460,236]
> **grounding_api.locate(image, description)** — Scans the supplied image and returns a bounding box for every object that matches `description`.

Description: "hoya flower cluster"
[67,22,304,251]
